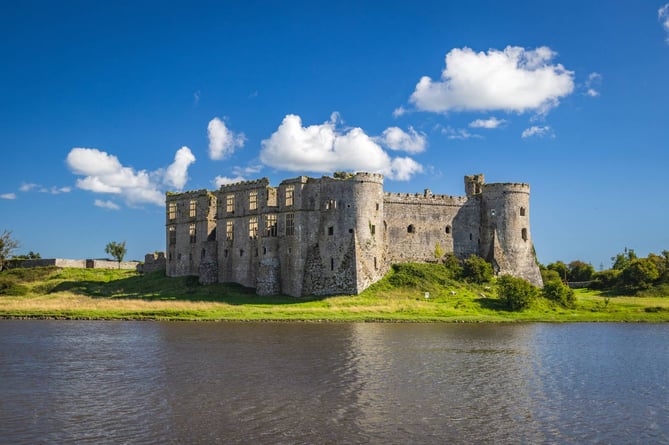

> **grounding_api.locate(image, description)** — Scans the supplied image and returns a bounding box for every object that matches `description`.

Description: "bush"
[543,280,576,308]
[619,258,660,291]
[590,269,620,290]
[442,253,463,279]
[541,269,562,286]
[0,276,28,296]
[462,255,493,284]
[497,275,540,311]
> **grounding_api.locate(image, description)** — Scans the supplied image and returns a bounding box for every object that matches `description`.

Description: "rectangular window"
[168,225,176,245]
[249,191,258,210]
[189,200,197,218]
[189,223,196,243]
[226,194,235,213]
[285,213,295,236]
[226,220,234,241]
[285,185,294,207]
[168,202,176,220]
[370,224,376,235]
[249,216,258,239]
[265,214,277,237]
[328,226,334,236]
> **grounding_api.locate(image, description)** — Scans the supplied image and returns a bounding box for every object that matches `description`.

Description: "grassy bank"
[0,265,668,322]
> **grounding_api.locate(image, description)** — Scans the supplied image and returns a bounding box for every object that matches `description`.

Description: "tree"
[611,247,637,271]
[462,255,493,284]
[546,261,568,282]
[568,260,595,282]
[0,230,20,271]
[497,275,540,311]
[105,241,127,269]
[619,258,660,291]
[442,253,463,279]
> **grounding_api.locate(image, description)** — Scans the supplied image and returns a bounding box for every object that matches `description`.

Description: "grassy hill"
[0,264,668,321]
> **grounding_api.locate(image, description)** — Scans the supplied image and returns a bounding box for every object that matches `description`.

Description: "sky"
[1,0,668,269]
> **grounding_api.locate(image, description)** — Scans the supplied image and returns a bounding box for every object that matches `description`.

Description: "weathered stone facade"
[166,172,542,296]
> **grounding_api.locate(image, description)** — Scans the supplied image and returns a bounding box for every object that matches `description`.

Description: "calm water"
[0,321,667,444]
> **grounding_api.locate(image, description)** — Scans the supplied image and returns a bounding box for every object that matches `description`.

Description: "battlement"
[383,191,467,206]
[218,177,271,192]
[483,182,530,195]
[166,189,213,200]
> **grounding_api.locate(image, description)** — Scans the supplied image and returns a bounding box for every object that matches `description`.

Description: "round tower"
[480,183,542,287]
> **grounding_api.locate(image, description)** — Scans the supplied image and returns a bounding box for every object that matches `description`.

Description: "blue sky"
[1,0,668,268]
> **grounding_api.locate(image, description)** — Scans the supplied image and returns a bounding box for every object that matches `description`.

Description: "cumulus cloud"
[94,199,120,210]
[260,114,423,181]
[393,106,407,117]
[164,146,196,190]
[1,193,16,200]
[207,117,246,160]
[409,46,574,115]
[213,175,247,187]
[660,4,669,42]
[40,186,72,194]
[66,147,195,207]
[521,126,554,139]
[469,117,506,129]
[380,126,427,153]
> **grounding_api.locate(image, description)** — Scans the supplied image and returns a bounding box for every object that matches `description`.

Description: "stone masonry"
[165,172,542,297]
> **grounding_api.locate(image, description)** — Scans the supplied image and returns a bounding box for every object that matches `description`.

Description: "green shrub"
[496,275,540,311]
[543,280,576,308]
[462,255,493,284]
[590,269,620,290]
[0,276,29,296]
[541,269,562,286]
[442,253,463,279]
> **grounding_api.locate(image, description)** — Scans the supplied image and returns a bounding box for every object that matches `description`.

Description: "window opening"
[445,225,451,234]
[249,216,258,239]
[520,207,526,216]
[285,185,294,207]
[189,224,196,243]
[328,226,334,236]
[370,224,376,236]
[265,214,277,237]
[330,258,334,271]
[226,194,235,213]
[407,224,415,234]
[285,213,295,236]
[189,200,197,218]
[469,233,473,241]
[201,248,206,259]
[168,202,177,220]
[249,190,258,210]
[226,220,234,241]
[521,228,528,241]
[168,225,176,245]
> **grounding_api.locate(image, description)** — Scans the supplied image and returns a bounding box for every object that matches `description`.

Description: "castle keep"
[165,172,542,296]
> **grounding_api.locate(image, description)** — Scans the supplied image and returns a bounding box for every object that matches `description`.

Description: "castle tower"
[480,183,542,287]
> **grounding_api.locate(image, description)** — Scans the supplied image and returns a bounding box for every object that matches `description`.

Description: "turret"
[480,183,542,287]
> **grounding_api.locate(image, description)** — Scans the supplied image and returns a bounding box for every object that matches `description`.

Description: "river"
[0,321,667,444]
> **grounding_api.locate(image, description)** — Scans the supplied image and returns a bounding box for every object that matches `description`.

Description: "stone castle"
[165,172,542,296]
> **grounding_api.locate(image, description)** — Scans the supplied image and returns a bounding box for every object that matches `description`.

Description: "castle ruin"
[165,172,542,296]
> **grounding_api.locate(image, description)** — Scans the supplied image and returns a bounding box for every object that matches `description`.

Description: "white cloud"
[19,183,39,192]
[660,4,669,42]
[164,146,196,190]
[1,193,16,200]
[213,175,247,187]
[440,126,482,140]
[469,117,506,129]
[521,126,554,139]
[66,147,194,207]
[94,199,120,210]
[393,106,407,117]
[260,114,423,181]
[584,72,602,97]
[409,46,574,115]
[39,186,72,194]
[207,117,246,160]
[380,126,427,153]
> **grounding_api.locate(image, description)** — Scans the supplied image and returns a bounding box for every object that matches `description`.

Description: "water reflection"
[0,321,667,444]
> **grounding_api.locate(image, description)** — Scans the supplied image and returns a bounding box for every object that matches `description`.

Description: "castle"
[165,172,542,296]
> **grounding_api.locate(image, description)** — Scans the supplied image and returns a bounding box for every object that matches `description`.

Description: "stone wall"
[9,258,139,270]
[165,172,543,296]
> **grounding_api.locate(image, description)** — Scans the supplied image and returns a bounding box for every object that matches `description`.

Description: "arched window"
[445,225,451,234]
[407,224,416,234]
[520,207,526,216]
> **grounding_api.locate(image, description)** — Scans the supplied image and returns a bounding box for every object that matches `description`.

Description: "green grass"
[0,264,668,322]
